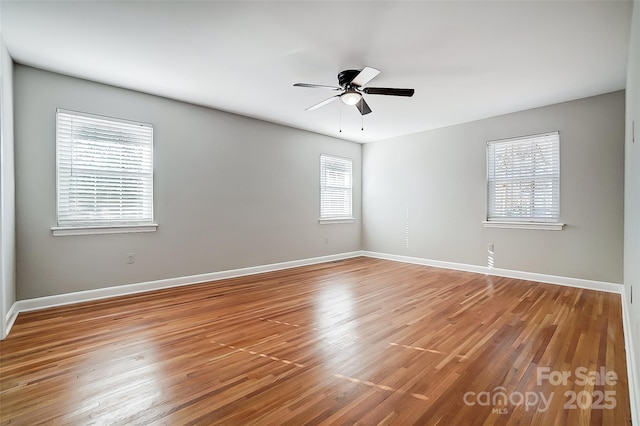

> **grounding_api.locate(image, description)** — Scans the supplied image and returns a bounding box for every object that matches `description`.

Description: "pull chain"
[339,105,342,133]
[361,113,364,131]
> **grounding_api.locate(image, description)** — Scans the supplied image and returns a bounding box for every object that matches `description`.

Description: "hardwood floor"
[0,257,631,425]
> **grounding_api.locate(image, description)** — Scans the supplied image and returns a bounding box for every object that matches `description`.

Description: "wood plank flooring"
[0,257,631,425]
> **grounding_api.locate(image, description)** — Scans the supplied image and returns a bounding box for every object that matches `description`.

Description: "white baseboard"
[363,251,488,275]
[9,250,622,326]
[361,251,623,294]
[621,289,640,425]
[2,303,19,340]
[7,251,362,323]
[7,249,625,322]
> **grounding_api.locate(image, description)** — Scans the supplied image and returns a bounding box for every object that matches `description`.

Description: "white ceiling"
[0,1,633,143]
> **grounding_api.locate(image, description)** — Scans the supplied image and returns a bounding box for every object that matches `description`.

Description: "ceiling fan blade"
[355,98,372,115]
[350,67,380,87]
[363,87,415,97]
[294,83,341,90]
[306,95,340,111]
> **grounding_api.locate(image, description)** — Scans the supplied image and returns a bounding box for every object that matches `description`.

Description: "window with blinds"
[56,109,154,229]
[320,154,353,220]
[487,132,560,222]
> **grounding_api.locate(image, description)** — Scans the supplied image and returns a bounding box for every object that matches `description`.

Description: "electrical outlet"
[126,253,135,264]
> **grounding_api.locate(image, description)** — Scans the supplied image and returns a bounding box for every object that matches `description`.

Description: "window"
[320,154,353,222]
[485,132,562,230]
[53,109,156,236]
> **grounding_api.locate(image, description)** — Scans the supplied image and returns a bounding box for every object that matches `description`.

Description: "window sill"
[319,217,355,224]
[52,224,158,236]
[482,221,564,231]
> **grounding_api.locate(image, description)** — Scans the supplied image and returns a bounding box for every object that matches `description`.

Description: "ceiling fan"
[294,67,414,115]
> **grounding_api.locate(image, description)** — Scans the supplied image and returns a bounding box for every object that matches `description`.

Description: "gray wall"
[14,65,361,300]
[0,34,15,338]
[363,91,625,283]
[624,0,640,412]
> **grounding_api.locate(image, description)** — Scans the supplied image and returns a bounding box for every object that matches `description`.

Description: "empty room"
[0,1,639,425]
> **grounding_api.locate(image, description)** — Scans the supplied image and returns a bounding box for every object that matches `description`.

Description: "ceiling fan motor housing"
[338,70,361,88]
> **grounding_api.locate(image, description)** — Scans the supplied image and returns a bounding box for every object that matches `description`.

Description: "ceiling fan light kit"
[341,90,362,105]
[294,67,414,116]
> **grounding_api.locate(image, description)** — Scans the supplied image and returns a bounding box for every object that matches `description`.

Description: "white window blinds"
[487,132,559,222]
[320,154,353,219]
[56,109,154,227]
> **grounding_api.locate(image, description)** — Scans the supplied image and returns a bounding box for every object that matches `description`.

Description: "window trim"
[482,221,564,231]
[485,131,563,230]
[52,223,158,237]
[318,218,355,225]
[319,154,354,223]
[52,108,157,236]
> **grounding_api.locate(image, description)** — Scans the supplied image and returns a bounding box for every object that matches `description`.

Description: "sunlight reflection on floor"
[69,340,165,424]
[315,285,361,369]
